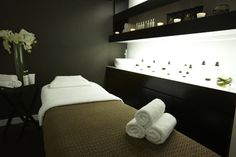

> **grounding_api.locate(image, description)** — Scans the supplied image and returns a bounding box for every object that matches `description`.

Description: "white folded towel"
[0,74,18,81]
[49,75,90,88]
[53,75,86,82]
[145,113,177,144]
[0,80,22,88]
[126,118,145,139]
[135,98,165,128]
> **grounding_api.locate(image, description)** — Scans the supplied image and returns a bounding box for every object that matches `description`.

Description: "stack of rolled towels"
[0,74,22,88]
[126,98,177,144]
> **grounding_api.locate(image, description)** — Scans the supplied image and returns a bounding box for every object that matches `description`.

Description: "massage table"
[40,80,220,157]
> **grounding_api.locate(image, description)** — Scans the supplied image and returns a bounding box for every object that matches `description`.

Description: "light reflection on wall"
[129,0,148,8]
[126,29,236,80]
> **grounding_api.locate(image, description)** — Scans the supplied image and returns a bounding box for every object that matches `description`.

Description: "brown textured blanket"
[43,100,220,157]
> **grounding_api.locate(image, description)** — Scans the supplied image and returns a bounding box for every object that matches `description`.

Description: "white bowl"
[114,58,136,68]
[157,22,164,26]
[197,12,206,18]
[130,28,136,31]
[173,18,181,23]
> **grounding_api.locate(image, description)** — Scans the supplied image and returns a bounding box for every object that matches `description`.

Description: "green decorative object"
[0,29,37,82]
[217,76,232,87]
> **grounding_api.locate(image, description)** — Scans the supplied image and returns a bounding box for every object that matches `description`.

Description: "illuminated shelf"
[109,11,236,42]
[107,66,236,94]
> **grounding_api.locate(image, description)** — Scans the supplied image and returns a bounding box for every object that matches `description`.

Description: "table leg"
[3,114,13,136]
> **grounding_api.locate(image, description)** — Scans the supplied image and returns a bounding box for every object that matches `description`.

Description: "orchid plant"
[0,29,37,54]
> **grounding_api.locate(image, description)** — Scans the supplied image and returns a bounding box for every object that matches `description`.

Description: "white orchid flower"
[0,29,37,54]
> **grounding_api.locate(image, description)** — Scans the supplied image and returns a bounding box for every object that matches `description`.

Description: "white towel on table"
[135,98,165,128]
[39,82,122,126]
[126,118,145,139]
[145,113,177,144]
[0,74,18,81]
[0,80,22,88]
[49,75,90,88]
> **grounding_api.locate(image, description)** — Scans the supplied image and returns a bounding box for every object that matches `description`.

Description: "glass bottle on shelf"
[151,18,155,27]
[184,13,192,21]
[215,61,220,77]
[147,20,150,28]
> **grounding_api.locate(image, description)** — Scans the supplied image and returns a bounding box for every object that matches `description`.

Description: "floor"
[0,123,45,157]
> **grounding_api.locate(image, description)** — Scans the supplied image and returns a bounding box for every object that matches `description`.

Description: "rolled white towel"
[126,118,145,139]
[135,98,165,128]
[0,80,22,88]
[145,113,177,144]
[0,74,18,81]
[49,75,90,88]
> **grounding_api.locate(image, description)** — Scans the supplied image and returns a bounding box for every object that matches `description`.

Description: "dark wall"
[0,0,126,119]
[114,0,128,14]
[0,0,126,85]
